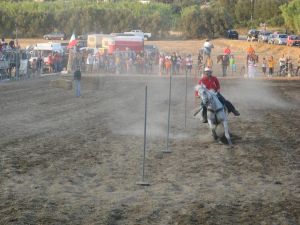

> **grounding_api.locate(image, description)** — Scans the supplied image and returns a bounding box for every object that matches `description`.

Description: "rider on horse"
[203,39,214,56]
[197,67,240,123]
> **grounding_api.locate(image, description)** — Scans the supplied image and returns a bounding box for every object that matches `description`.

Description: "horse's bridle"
[201,89,224,113]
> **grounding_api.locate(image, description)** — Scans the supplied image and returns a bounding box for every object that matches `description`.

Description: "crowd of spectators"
[71,49,159,75]
[0,38,19,52]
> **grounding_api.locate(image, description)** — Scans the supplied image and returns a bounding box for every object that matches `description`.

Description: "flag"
[67,33,77,49]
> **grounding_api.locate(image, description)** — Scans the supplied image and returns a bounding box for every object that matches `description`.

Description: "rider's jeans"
[217,93,235,113]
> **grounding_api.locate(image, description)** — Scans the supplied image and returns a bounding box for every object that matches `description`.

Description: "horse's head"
[195,84,211,106]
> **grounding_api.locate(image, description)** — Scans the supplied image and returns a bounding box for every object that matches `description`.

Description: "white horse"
[196,84,233,146]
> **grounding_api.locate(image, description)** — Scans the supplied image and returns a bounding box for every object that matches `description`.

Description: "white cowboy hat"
[204,67,211,72]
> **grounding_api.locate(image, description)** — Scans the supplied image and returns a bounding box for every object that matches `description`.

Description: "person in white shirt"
[279,54,286,76]
[86,53,94,73]
[185,54,193,74]
[203,39,214,56]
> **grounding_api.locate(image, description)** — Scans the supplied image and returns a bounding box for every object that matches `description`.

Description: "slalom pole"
[137,86,150,186]
[202,49,205,75]
[163,68,172,153]
[184,69,187,129]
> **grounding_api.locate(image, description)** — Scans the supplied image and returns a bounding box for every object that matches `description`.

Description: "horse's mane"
[196,84,223,110]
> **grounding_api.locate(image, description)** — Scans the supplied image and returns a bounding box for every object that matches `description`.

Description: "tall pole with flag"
[67,32,77,73]
[67,32,77,49]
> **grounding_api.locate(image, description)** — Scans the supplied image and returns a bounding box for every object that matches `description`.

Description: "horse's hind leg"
[211,129,218,141]
[223,120,233,146]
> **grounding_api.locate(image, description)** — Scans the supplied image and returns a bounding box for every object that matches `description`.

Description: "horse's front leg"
[223,120,233,147]
[208,120,218,141]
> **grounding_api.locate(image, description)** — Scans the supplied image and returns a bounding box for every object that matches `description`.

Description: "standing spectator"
[8,40,15,49]
[31,58,37,76]
[224,46,231,55]
[286,56,293,76]
[197,52,203,75]
[74,65,81,97]
[165,57,172,76]
[176,55,182,74]
[159,54,165,76]
[185,54,193,75]
[246,45,255,56]
[93,54,99,73]
[261,57,267,76]
[220,55,229,77]
[1,38,6,45]
[247,55,256,78]
[115,53,121,74]
[53,52,59,73]
[296,55,300,76]
[268,56,275,77]
[37,54,43,74]
[126,56,133,74]
[86,53,93,73]
[279,54,286,76]
[170,52,177,75]
[229,55,236,75]
[48,54,53,73]
[205,55,213,70]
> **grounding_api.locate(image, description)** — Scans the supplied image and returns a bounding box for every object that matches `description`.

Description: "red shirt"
[198,75,220,92]
[224,48,231,55]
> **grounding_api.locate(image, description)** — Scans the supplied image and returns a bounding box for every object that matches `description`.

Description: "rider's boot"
[201,107,208,123]
[232,109,240,116]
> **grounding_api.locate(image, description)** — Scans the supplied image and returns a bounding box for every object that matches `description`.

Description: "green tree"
[281,0,300,33]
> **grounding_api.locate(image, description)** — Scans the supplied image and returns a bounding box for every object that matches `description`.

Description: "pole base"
[162,149,172,153]
[136,181,150,186]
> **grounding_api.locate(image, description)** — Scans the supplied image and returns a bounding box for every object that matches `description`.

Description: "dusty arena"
[0,39,300,224]
[0,72,299,224]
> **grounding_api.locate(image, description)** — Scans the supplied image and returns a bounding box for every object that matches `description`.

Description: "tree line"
[0,0,299,39]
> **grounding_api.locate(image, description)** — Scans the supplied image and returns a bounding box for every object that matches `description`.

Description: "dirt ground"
[0,71,299,224]
[1,39,300,224]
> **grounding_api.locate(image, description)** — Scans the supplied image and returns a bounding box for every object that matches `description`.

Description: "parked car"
[268,34,277,44]
[78,32,98,40]
[43,32,66,40]
[274,34,288,45]
[247,29,260,42]
[124,30,152,40]
[258,31,272,43]
[287,35,300,46]
[144,44,159,55]
[226,30,239,39]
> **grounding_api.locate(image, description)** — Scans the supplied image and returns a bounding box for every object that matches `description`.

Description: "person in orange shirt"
[205,56,213,69]
[268,56,275,77]
[48,54,53,73]
[165,57,172,76]
[247,45,255,56]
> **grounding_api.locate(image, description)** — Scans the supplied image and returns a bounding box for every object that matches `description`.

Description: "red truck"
[102,35,144,54]
[287,35,300,47]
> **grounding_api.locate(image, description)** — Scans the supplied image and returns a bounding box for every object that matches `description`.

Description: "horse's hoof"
[227,144,234,149]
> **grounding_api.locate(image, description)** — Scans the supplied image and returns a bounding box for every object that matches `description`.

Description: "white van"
[29,42,64,73]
